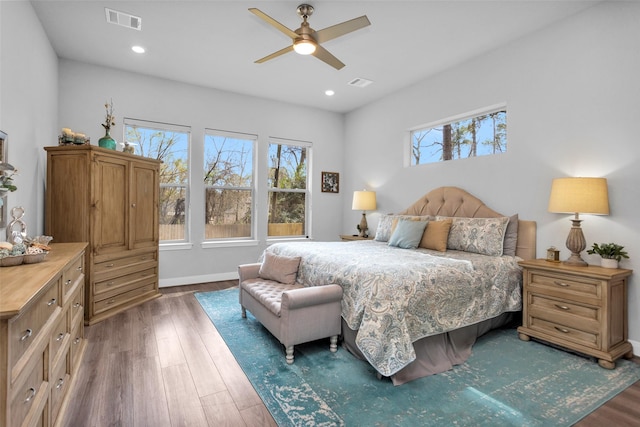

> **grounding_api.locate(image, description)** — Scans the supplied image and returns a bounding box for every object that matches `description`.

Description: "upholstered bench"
[238,252,343,364]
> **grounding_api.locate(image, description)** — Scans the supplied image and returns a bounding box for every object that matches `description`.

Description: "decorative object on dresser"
[517,259,633,369]
[0,243,87,427]
[351,189,376,237]
[98,99,117,150]
[548,177,610,266]
[587,242,629,269]
[0,129,12,228]
[45,145,161,325]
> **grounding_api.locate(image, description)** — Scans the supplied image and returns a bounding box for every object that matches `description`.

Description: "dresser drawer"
[94,267,157,296]
[9,281,61,377]
[70,318,85,372]
[62,253,84,303]
[10,352,47,427]
[529,294,600,325]
[50,313,70,367]
[50,348,71,425]
[93,281,156,315]
[528,271,601,302]
[94,251,157,278]
[68,280,84,328]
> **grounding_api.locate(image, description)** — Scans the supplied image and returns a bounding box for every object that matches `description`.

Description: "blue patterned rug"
[195,288,640,426]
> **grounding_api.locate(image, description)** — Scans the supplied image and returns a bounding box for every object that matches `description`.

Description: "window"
[204,130,255,240]
[268,138,310,238]
[124,119,190,242]
[410,107,506,166]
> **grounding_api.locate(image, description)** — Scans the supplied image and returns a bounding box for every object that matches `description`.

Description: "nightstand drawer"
[529,316,600,349]
[529,271,601,301]
[529,294,599,325]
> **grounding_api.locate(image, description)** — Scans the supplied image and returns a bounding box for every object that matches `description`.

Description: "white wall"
[57,60,345,286]
[343,1,640,350]
[0,1,58,240]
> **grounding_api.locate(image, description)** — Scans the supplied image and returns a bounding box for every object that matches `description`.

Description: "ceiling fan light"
[293,39,316,55]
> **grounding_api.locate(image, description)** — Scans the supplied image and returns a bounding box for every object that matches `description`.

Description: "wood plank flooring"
[61,281,640,427]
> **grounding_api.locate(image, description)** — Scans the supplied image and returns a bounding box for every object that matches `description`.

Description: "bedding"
[265,240,523,378]
[260,187,536,384]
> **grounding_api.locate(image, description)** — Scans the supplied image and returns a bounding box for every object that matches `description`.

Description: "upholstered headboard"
[398,186,537,260]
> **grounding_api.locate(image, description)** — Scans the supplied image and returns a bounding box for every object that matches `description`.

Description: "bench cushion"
[242,278,304,316]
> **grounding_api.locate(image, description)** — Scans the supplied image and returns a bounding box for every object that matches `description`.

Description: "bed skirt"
[341,312,515,385]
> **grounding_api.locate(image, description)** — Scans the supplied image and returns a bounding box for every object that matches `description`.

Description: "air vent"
[105,8,142,31]
[347,78,373,88]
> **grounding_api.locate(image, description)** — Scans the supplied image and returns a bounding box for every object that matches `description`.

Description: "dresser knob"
[20,329,33,341]
[47,298,57,306]
[56,333,65,341]
[553,280,569,287]
[56,378,65,389]
[554,326,570,334]
[555,304,570,311]
[24,387,36,403]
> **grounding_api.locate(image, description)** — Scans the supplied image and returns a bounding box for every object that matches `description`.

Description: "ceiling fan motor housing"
[297,4,314,19]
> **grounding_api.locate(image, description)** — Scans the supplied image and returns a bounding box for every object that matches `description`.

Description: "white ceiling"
[30,0,599,114]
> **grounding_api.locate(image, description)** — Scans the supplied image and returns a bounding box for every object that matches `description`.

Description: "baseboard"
[159,271,238,288]
[630,338,639,357]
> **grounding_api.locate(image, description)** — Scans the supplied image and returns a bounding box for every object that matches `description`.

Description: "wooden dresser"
[517,259,633,368]
[0,243,87,427]
[45,145,162,325]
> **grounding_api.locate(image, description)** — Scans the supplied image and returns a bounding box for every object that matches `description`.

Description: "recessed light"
[132,45,145,54]
[325,90,335,96]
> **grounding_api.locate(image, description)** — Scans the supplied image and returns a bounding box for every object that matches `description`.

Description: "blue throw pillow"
[388,219,429,249]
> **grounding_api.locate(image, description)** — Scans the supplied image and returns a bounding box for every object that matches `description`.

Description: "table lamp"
[352,190,377,237]
[548,177,609,266]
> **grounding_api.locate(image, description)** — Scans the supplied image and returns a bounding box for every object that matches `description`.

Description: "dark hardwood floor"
[60,282,640,427]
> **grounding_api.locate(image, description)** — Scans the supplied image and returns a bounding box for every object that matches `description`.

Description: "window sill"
[160,242,194,251]
[201,240,259,249]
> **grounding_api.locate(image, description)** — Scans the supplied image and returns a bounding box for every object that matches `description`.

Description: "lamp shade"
[293,39,316,55]
[548,177,609,215]
[352,190,377,211]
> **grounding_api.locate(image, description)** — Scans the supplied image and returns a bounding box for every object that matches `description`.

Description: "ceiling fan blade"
[249,8,298,40]
[311,44,345,70]
[314,15,371,44]
[255,45,294,64]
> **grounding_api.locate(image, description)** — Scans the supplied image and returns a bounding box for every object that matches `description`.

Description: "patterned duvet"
[265,240,523,376]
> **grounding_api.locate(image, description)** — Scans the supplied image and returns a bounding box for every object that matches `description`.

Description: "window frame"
[123,118,191,245]
[202,129,257,243]
[266,137,312,241]
[407,103,507,167]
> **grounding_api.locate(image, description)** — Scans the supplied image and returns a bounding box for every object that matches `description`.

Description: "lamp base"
[358,213,369,238]
[564,217,588,267]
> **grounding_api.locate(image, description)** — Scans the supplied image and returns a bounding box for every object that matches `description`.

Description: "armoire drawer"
[93,281,157,315]
[93,251,157,277]
[94,267,157,296]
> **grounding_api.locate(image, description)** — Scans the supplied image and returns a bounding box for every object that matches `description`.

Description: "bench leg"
[286,346,294,364]
[241,306,246,318]
[330,335,338,353]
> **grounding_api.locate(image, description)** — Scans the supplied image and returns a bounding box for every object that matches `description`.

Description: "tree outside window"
[268,139,309,238]
[411,109,506,166]
[125,119,190,242]
[204,130,255,240]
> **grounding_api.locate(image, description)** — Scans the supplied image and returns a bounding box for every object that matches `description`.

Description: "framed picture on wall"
[321,171,339,193]
[0,130,8,228]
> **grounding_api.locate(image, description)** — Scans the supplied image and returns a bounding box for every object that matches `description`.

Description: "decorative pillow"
[388,219,429,249]
[258,251,301,285]
[419,219,453,252]
[502,214,519,257]
[437,216,510,257]
[374,214,431,242]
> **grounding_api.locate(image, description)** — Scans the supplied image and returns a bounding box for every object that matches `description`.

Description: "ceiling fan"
[249,4,371,70]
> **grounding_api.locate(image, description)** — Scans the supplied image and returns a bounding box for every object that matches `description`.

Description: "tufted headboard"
[398,186,536,260]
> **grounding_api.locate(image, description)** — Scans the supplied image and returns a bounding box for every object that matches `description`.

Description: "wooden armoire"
[45,145,162,325]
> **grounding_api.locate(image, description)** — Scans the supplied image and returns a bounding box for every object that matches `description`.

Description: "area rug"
[195,288,640,426]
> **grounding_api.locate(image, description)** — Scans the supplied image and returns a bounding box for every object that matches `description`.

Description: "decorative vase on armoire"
[98,130,116,150]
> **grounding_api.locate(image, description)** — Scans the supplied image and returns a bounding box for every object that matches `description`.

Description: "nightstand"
[339,235,373,241]
[517,259,633,369]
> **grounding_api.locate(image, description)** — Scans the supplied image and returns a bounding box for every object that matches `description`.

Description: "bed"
[264,186,536,385]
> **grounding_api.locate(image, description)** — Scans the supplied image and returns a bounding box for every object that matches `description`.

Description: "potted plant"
[586,243,629,268]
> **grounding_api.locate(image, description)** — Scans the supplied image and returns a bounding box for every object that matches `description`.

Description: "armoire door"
[92,153,129,255]
[129,160,159,249]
